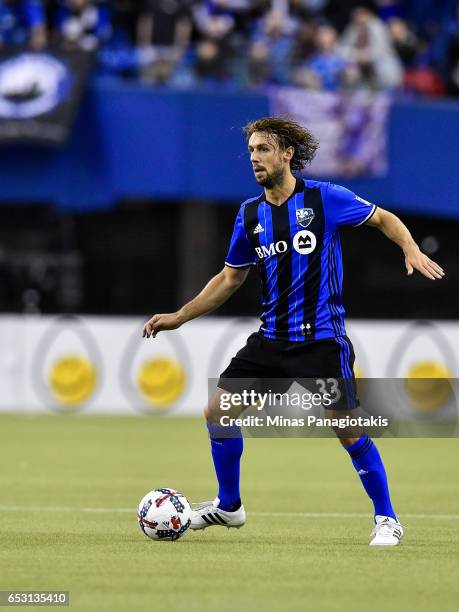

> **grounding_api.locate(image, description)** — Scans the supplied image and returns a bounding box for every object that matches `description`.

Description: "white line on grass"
[0,506,458,520]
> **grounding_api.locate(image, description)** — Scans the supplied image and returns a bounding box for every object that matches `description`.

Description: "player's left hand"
[404,246,445,280]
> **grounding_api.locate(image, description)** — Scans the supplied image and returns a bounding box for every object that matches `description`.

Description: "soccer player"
[142,117,444,546]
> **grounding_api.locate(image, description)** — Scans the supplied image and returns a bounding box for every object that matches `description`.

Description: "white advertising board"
[0,316,457,415]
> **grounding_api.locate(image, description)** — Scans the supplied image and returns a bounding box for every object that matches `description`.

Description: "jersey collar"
[264,177,304,207]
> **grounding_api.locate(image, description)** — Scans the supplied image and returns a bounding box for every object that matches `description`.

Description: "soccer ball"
[137,487,192,541]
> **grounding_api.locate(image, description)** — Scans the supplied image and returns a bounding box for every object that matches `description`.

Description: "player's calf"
[198,387,246,520]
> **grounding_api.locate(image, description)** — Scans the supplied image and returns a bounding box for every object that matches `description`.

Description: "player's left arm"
[366,208,445,280]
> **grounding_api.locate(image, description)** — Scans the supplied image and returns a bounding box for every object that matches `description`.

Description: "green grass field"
[1,415,458,612]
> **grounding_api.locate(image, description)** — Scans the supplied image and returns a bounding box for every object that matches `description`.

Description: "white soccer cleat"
[190,498,246,530]
[369,516,404,546]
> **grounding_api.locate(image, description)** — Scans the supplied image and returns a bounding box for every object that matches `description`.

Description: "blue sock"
[207,424,243,512]
[345,436,397,521]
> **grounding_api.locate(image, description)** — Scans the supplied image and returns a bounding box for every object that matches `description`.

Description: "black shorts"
[218,332,358,410]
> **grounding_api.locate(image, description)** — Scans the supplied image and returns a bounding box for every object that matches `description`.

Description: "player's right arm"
[142,265,250,338]
[142,202,256,338]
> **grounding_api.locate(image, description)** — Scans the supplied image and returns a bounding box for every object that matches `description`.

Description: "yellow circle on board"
[404,360,453,413]
[353,364,365,394]
[48,356,98,406]
[137,357,186,408]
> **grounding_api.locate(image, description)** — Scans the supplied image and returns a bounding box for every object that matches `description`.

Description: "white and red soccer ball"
[137,488,192,541]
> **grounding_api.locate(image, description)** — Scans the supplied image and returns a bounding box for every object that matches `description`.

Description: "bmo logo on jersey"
[255,240,288,259]
[255,230,317,259]
[293,230,316,255]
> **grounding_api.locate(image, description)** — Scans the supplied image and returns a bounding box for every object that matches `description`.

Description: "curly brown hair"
[243,117,319,172]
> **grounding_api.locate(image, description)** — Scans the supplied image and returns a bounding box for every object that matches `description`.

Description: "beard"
[255,165,285,189]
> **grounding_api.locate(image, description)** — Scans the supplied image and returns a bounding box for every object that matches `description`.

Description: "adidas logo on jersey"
[253,223,264,234]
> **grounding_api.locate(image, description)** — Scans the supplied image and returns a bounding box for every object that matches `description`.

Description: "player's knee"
[204,402,221,425]
[325,408,362,444]
[331,426,363,445]
[338,436,360,447]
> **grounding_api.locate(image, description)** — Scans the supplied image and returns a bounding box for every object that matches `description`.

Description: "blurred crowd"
[1,0,459,97]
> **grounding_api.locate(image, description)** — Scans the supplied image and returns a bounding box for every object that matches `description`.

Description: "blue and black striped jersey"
[225,178,377,342]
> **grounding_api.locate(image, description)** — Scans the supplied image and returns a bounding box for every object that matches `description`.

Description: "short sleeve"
[325,183,377,229]
[225,206,257,268]
[24,1,46,27]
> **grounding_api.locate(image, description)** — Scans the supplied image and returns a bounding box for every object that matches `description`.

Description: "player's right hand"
[141,312,184,338]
